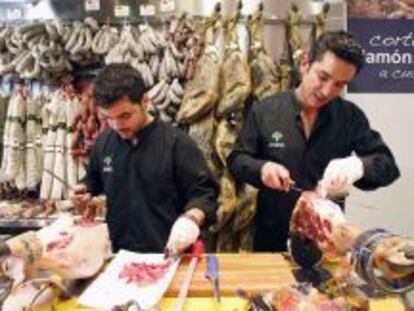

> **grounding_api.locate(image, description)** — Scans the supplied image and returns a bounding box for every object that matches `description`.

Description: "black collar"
[291,90,337,121]
[119,117,159,147]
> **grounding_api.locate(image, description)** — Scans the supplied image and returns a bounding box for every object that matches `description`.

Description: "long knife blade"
[43,169,100,219]
[174,240,204,311]
[290,185,378,210]
[290,185,346,202]
[43,168,72,191]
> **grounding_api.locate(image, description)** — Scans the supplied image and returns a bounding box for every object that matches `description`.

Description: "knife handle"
[206,254,219,279]
[191,239,204,260]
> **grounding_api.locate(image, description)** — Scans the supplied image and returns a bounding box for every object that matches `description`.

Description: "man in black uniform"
[227,30,400,252]
[71,63,218,254]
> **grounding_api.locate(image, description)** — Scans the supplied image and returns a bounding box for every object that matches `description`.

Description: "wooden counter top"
[56,253,410,310]
[165,253,295,297]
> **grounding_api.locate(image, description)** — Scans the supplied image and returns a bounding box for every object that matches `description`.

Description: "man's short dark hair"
[310,30,365,73]
[94,63,146,108]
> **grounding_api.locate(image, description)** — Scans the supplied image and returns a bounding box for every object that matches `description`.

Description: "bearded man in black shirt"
[70,63,218,254]
[227,30,400,252]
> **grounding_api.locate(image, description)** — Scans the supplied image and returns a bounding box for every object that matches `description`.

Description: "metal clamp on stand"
[351,228,414,294]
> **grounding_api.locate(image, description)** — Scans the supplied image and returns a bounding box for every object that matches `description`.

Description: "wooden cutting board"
[165,253,295,297]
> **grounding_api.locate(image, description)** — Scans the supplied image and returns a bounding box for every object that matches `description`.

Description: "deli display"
[0,1,413,310]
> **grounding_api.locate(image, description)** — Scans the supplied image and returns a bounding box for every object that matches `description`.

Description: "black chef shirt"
[227,90,400,252]
[85,118,219,252]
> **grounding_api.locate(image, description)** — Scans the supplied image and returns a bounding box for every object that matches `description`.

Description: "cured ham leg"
[290,192,346,257]
[0,213,112,310]
[289,192,414,293]
[3,213,111,280]
[238,283,347,311]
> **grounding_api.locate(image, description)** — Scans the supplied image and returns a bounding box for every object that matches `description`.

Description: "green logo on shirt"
[268,131,286,149]
[103,156,113,173]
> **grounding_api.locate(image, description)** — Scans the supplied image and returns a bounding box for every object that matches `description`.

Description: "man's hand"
[260,162,293,191]
[319,155,364,198]
[68,184,91,204]
[166,216,200,256]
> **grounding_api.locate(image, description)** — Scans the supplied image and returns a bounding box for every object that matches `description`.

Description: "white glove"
[166,216,200,255]
[319,155,364,198]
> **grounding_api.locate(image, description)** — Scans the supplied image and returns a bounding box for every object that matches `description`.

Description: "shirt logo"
[268,131,286,149]
[103,156,113,173]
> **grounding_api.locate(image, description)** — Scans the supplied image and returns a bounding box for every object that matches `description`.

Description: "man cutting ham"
[70,63,219,255]
[227,30,400,252]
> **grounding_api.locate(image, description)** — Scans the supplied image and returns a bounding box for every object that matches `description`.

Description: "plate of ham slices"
[78,250,180,309]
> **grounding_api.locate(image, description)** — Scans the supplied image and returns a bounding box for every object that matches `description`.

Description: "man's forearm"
[356,154,400,190]
[227,153,266,189]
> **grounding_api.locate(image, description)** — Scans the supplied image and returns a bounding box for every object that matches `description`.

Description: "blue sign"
[348,18,414,93]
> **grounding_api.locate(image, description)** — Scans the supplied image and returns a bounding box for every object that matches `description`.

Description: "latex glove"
[318,155,364,198]
[261,162,294,191]
[166,216,200,256]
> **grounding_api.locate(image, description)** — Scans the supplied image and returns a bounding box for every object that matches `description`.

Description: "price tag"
[160,0,175,13]
[114,5,130,17]
[139,4,156,16]
[85,0,100,11]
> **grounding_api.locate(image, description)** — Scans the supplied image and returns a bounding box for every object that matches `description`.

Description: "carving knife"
[174,240,204,311]
[290,185,378,210]
[205,254,221,302]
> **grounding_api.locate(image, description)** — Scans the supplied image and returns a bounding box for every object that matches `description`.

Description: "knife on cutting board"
[205,254,221,302]
[174,240,204,311]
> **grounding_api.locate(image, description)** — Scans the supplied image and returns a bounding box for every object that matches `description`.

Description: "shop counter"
[54,253,409,310]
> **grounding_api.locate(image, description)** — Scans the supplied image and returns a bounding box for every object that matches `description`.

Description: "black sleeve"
[82,139,104,196]
[173,132,219,226]
[226,105,267,189]
[351,107,400,190]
